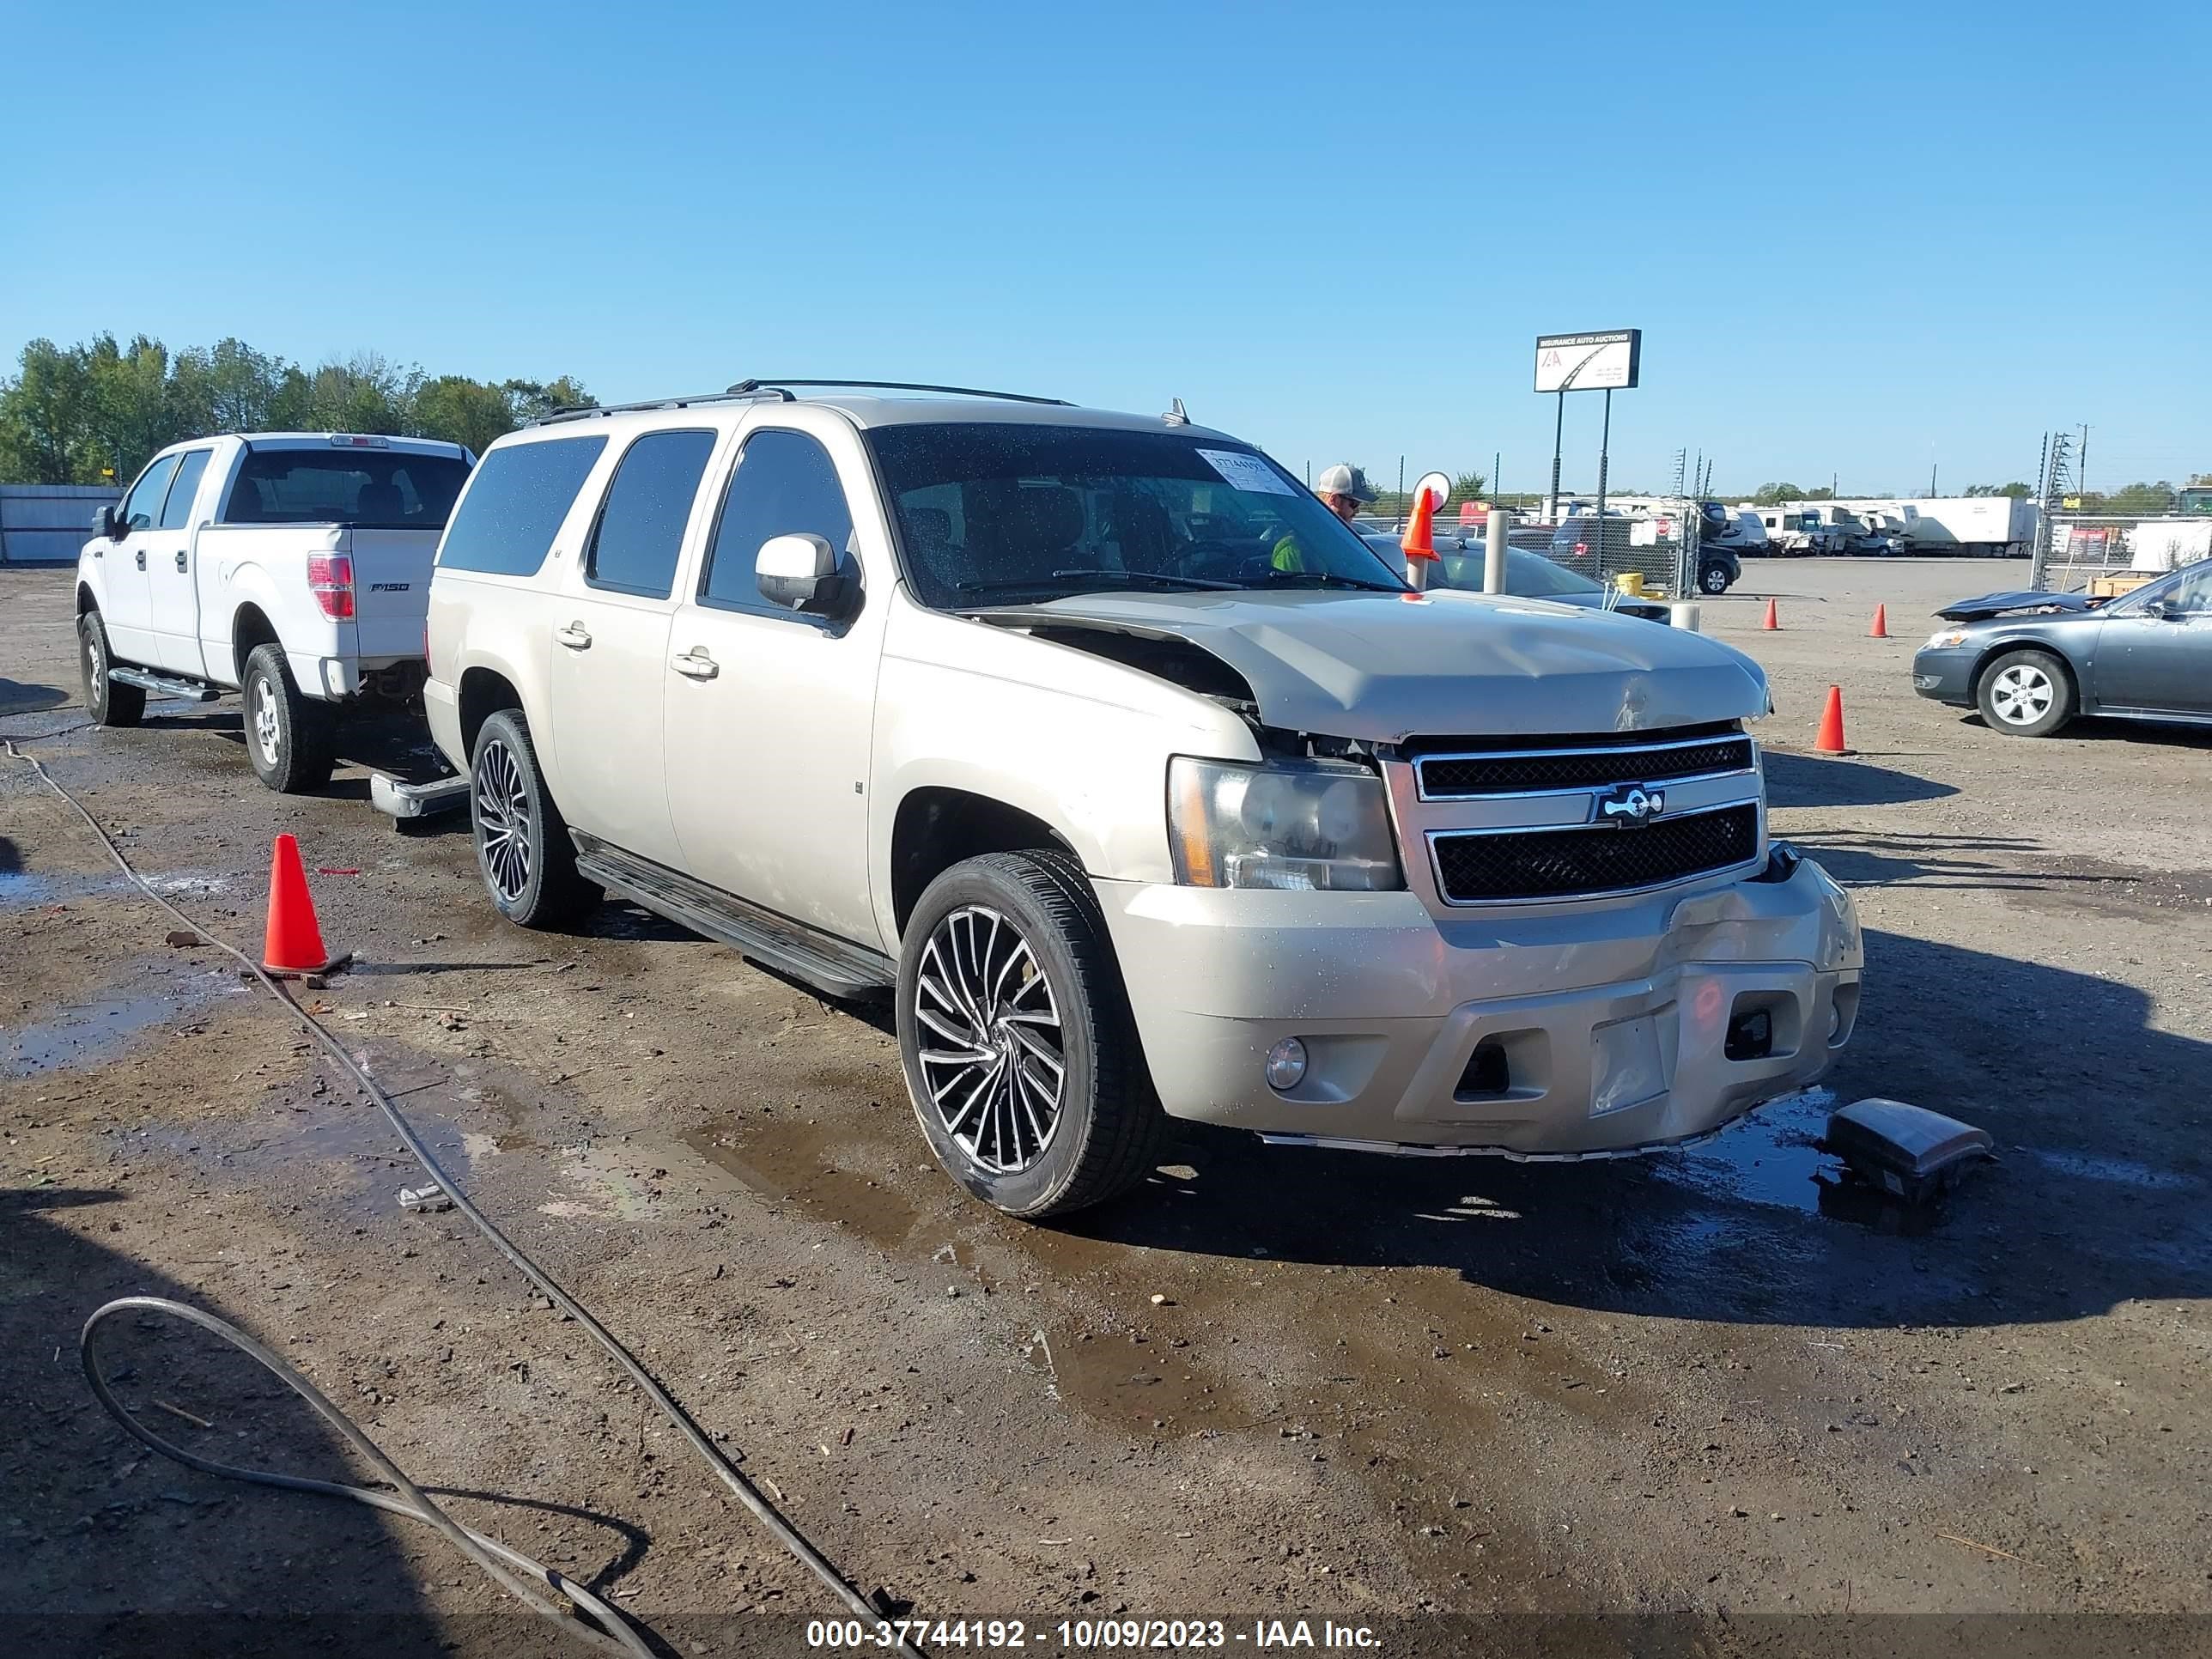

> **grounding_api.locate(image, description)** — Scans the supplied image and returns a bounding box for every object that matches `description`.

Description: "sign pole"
[1595,388,1612,550]
[1547,391,1565,523]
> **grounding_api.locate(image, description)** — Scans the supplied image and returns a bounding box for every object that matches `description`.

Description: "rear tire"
[1698,562,1731,596]
[1977,648,2075,738]
[467,708,601,928]
[896,848,1165,1218]
[241,644,338,793]
[77,611,144,727]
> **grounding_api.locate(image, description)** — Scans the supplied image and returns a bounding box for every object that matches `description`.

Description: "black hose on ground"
[8,738,924,1657]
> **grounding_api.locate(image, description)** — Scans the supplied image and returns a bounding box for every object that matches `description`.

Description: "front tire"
[896,848,1165,1218]
[241,643,337,792]
[467,708,600,927]
[1977,648,2075,738]
[78,611,144,727]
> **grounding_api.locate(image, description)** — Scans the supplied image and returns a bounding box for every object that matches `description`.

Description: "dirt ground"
[3,558,2208,1657]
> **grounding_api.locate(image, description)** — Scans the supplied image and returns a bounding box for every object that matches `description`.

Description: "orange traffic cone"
[1868,603,1889,638]
[1400,483,1441,564]
[262,833,346,976]
[1814,684,1849,754]
[1762,598,1780,630]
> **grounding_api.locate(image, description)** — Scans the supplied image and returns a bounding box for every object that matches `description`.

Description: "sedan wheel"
[1976,647,2075,738]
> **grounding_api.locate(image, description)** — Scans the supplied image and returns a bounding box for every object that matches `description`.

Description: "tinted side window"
[122,454,181,532]
[438,436,609,577]
[159,450,214,530]
[586,429,717,599]
[702,430,855,615]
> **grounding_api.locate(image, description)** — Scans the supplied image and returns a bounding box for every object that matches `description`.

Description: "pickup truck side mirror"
[92,503,122,541]
[756,532,853,617]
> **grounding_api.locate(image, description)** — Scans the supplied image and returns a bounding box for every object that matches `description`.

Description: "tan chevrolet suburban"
[422,380,1863,1218]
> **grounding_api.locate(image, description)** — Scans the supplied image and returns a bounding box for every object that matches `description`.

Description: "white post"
[1484,508,1510,594]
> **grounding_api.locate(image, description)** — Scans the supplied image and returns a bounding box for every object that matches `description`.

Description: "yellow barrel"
[1613,572,1646,597]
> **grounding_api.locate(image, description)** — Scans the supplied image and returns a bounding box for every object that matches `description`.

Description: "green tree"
[87,333,185,480]
[2083,480,2178,514]
[413,375,519,453]
[501,377,596,425]
[0,338,100,483]
[1751,482,1803,505]
[1450,469,1489,499]
[1965,482,2033,498]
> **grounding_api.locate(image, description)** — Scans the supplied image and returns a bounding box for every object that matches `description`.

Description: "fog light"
[1829,1004,1843,1042]
[1264,1037,1309,1091]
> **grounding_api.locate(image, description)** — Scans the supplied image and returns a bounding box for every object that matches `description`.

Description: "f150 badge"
[368,581,411,592]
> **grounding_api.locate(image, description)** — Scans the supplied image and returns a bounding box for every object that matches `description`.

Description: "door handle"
[174,550,188,573]
[670,648,720,680]
[135,550,146,571]
[552,623,592,649]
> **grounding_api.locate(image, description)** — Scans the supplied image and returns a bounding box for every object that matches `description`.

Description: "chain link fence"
[2033,515,2212,595]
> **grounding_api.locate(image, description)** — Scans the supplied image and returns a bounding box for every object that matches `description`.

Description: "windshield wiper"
[953,568,1236,600]
[1261,569,1405,592]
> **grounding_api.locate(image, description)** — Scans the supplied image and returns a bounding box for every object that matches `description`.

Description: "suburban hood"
[975,588,1769,742]
[1936,590,2099,622]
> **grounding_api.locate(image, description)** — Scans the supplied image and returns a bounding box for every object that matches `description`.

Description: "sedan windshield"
[864,423,1407,608]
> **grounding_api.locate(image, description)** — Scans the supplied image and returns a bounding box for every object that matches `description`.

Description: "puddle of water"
[2027,1150,2197,1191]
[1,978,242,1077]
[0,868,233,912]
[1650,1087,1947,1235]
[1024,1323,1231,1434]
[681,1121,920,1249]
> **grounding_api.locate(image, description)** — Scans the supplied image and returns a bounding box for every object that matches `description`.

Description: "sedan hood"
[976,588,1768,742]
[1936,589,2098,622]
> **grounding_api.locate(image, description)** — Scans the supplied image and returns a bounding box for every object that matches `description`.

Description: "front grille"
[1431,804,1760,903]
[1416,732,1754,799]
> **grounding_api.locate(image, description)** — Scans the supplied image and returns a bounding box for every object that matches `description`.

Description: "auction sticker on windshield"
[1198,449,1296,495]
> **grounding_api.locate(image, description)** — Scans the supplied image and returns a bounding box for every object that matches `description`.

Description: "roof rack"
[530,387,794,427]
[726,379,1072,406]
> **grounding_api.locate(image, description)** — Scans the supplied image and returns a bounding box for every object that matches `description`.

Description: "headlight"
[1923,628,1968,649]
[1168,756,1403,891]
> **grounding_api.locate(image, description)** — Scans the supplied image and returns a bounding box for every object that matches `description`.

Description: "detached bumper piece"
[1825,1097,1993,1202]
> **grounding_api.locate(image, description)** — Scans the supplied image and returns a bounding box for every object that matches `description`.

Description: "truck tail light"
[309,553,356,620]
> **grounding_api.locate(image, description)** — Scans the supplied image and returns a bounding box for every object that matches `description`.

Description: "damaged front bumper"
[1094,846,1862,1158]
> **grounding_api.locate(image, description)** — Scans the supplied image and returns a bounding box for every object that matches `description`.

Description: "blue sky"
[3,0,2203,495]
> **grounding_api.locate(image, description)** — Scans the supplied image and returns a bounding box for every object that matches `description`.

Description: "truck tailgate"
[346,529,441,661]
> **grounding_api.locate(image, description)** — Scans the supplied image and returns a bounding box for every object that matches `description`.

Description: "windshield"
[864,423,1407,608]
[224,449,472,530]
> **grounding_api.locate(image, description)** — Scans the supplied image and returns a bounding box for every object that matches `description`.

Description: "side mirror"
[2144,599,2179,621]
[92,503,121,540]
[756,532,851,617]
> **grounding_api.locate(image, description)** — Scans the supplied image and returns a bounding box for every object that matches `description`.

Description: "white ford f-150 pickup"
[423,383,1863,1219]
[74,432,474,791]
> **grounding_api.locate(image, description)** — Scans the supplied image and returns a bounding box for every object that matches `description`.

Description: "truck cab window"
[586,428,716,599]
[122,454,182,532]
[701,429,856,615]
[160,450,214,530]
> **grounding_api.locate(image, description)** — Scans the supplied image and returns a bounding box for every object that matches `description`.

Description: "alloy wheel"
[915,904,1066,1174]
[252,680,281,765]
[1989,664,2053,725]
[83,626,106,696]
[475,738,533,902]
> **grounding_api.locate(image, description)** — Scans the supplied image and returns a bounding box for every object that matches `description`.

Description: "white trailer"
[1887,497,2037,557]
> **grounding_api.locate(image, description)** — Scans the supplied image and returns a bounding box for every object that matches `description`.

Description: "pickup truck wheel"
[1698,562,1732,595]
[468,709,600,927]
[1976,648,2075,738]
[78,611,144,727]
[897,849,1165,1219]
[240,644,337,792]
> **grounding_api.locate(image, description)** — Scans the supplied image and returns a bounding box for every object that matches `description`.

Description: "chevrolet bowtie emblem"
[1598,784,1665,825]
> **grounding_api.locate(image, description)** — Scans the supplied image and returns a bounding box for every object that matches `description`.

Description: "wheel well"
[231,604,281,684]
[457,667,522,761]
[890,788,1078,937]
[75,583,97,617]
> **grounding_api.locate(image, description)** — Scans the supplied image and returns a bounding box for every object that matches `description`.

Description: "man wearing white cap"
[1273,463,1375,572]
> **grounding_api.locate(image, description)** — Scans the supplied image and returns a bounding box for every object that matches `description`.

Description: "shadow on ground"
[1055,931,2211,1332]
[0,678,70,717]
[0,1187,653,1657]
[1764,750,1958,808]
